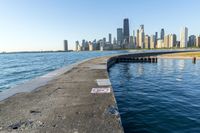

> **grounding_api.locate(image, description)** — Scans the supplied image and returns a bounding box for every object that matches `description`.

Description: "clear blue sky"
[0,0,200,52]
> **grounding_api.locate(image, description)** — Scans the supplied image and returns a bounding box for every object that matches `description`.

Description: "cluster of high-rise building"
[73,18,200,51]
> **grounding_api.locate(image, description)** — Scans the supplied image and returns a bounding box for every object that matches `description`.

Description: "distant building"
[123,18,130,45]
[139,25,145,48]
[76,41,81,51]
[64,40,68,51]
[145,35,150,49]
[132,30,136,48]
[150,35,155,49]
[129,36,134,49]
[160,28,165,40]
[117,28,123,46]
[136,29,140,48]
[180,27,188,48]
[100,40,104,51]
[196,35,200,47]
[155,32,158,47]
[81,40,86,51]
[164,35,170,48]
[157,39,164,48]
[188,35,196,47]
[169,34,177,48]
[113,37,121,50]
[89,41,93,51]
[103,37,106,45]
[113,37,117,45]
[108,33,112,44]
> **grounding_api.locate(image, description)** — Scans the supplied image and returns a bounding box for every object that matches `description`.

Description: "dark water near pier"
[109,59,200,133]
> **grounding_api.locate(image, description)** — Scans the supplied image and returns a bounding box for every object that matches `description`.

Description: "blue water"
[0,51,126,93]
[109,59,200,133]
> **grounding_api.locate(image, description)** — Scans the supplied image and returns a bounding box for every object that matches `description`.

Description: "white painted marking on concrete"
[90,65,107,70]
[96,79,111,86]
[91,88,111,94]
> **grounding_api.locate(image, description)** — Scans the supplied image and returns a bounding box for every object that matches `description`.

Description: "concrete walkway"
[0,56,123,133]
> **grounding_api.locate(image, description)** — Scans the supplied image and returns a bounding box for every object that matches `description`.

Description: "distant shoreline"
[157,51,200,59]
[157,56,200,60]
[0,50,73,54]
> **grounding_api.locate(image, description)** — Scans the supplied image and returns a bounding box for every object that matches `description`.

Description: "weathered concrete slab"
[89,65,107,70]
[96,79,112,86]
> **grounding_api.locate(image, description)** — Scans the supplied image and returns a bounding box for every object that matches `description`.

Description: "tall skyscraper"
[133,30,136,48]
[103,37,106,44]
[164,35,170,48]
[139,25,145,48]
[64,40,68,51]
[180,27,188,48]
[108,33,112,44]
[150,35,155,49]
[129,36,134,49]
[188,35,196,47]
[117,28,123,45]
[136,29,140,48]
[169,34,177,48]
[89,41,93,51]
[76,41,81,51]
[113,37,117,45]
[82,39,86,50]
[155,32,158,47]
[123,18,130,44]
[145,35,150,49]
[160,28,165,40]
[196,35,200,47]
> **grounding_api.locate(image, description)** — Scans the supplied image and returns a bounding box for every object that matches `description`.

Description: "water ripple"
[109,59,200,133]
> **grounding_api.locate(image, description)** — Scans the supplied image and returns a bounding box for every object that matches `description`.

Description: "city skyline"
[75,18,200,51]
[0,0,200,52]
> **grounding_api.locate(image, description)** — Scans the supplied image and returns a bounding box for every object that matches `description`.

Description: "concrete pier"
[0,56,123,133]
[0,50,199,133]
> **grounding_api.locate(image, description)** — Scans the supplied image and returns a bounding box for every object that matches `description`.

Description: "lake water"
[0,51,127,93]
[109,59,200,133]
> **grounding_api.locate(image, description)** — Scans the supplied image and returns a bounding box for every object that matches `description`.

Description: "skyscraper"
[64,40,68,51]
[139,25,145,48]
[145,35,150,49]
[108,33,112,44]
[196,35,200,47]
[136,29,140,48]
[155,32,158,47]
[76,41,81,51]
[160,28,165,40]
[133,30,136,48]
[150,35,155,49]
[89,41,93,51]
[188,35,196,47]
[123,18,130,44]
[169,34,177,48]
[180,27,188,48]
[164,35,170,48]
[157,39,164,48]
[129,36,134,49]
[103,37,106,45]
[117,28,123,45]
